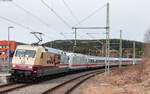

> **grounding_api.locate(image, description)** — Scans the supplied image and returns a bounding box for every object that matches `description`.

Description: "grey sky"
[0,0,149,43]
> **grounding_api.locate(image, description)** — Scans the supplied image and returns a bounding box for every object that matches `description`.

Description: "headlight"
[12,65,16,67]
[28,65,33,68]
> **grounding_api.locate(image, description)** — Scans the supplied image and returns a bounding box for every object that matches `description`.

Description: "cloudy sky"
[0,0,149,43]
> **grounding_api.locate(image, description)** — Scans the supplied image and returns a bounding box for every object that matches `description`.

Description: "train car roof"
[44,47,66,55]
[16,45,66,55]
[66,52,88,57]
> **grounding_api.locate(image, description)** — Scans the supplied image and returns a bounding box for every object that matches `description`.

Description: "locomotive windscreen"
[15,49,36,58]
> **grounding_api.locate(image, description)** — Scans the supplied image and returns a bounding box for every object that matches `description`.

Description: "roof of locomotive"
[16,45,42,50]
[16,45,63,53]
[16,45,70,55]
[44,47,66,55]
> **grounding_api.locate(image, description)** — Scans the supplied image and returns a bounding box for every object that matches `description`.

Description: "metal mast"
[73,28,77,52]
[105,2,110,76]
[8,26,14,72]
[119,30,122,68]
[72,27,107,53]
[72,3,110,75]
[133,41,136,64]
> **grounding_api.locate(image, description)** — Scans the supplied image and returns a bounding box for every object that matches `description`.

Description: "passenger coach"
[11,45,142,81]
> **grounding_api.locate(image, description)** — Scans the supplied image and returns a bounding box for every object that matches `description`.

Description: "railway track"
[0,83,15,88]
[42,69,104,94]
[0,83,32,94]
[0,69,102,94]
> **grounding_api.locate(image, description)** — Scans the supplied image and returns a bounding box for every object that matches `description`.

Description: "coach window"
[93,60,94,63]
[91,60,93,63]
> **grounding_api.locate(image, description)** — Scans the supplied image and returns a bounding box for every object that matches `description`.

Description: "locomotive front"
[11,45,41,81]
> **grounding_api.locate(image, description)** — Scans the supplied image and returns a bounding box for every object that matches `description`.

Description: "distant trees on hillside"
[43,39,143,58]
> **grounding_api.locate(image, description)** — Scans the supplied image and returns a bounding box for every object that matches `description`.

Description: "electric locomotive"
[11,45,69,81]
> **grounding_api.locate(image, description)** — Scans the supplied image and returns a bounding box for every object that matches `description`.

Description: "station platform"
[0,72,11,85]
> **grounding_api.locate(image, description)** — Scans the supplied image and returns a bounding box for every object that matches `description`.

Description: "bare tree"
[144,29,150,58]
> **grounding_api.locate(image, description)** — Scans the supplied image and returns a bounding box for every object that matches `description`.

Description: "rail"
[42,69,104,94]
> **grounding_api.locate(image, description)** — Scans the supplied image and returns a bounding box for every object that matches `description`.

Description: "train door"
[68,55,73,68]
[54,54,61,67]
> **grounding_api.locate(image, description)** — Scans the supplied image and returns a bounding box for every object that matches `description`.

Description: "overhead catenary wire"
[12,1,67,42]
[11,1,56,31]
[86,33,103,45]
[0,15,54,44]
[0,0,107,43]
[0,0,79,43]
[86,33,120,48]
[0,16,49,44]
[60,32,74,43]
[0,16,36,32]
[41,0,107,41]
[76,33,88,40]
[74,4,106,26]
[0,8,67,44]
[62,0,81,26]
[41,0,72,30]
[42,34,55,42]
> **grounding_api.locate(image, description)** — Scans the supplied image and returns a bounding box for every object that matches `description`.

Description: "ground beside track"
[80,60,150,94]
[8,70,102,94]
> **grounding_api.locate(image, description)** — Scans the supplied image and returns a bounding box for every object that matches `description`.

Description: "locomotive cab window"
[15,49,36,58]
